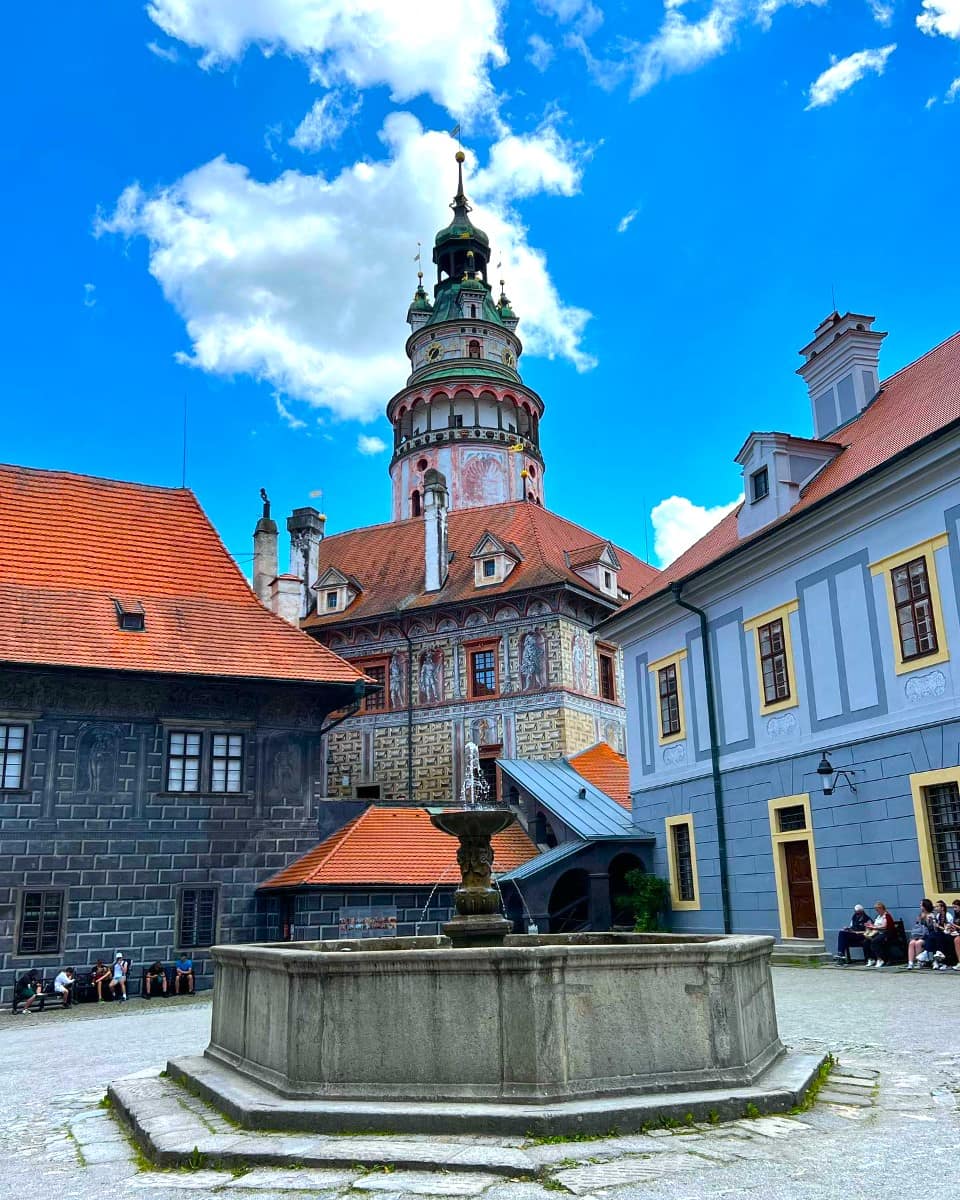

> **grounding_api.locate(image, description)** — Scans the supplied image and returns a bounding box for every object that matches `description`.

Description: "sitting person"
[907,898,937,969]
[862,901,895,967]
[173,955,194,995]
[90,959,111,1001]
[13,970,43,1014]
[144,962,168,997]
[836,904,870,963]
[948,902,960,972]
[53,966,76,1007]
[928,900,955,969]
[109,951,129,1002]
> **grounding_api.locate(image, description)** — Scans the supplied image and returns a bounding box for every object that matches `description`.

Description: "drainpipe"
[670,583,732,935]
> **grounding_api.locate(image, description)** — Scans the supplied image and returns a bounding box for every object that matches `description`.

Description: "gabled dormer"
[313,566,362,615]
[470,532,521,587]
[735,431,842,538]
[567,542,622,599]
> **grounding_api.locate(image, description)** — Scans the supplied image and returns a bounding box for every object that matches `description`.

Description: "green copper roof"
[423,280,505,329]
[407,281,433,314]
[411,360,520,386]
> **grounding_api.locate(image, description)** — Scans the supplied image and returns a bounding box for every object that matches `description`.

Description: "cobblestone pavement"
[1,966,957,1200]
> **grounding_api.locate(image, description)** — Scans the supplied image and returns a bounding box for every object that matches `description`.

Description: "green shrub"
[616,870,671,932]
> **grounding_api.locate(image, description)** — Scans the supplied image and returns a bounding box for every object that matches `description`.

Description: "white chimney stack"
[252,488,278,607]
[797,311,887,439]
[423,469,449,593]
[270,574,302,626]
[286,507,326,618]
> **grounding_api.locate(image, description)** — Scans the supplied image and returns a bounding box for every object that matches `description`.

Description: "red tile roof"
[303,502,657,627]
[619,329,960,613]
[259,805,540,888]
[568,742,631,810]
[0,465,365,686]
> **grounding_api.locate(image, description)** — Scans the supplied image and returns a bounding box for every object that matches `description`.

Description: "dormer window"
[114,599,145,632]
[603,570,613,590]
[483,558,496,578]
[750,466,769,503]
[326,591,338,610]
[471,532,521,587]
[313,567,362,615]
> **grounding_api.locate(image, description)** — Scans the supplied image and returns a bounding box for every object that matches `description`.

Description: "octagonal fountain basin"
[187,932,785,1117]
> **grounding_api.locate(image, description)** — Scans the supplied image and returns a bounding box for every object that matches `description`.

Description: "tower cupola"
[433,150,490,294]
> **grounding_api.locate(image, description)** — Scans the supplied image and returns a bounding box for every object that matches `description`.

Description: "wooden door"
[783,841,818,938]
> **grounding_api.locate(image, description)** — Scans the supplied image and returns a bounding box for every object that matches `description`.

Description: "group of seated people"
[836,899,960,969]
[13,953,196,1012]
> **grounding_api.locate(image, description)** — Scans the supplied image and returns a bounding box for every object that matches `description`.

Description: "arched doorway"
[548,869,590,933]
[608,853,643,928]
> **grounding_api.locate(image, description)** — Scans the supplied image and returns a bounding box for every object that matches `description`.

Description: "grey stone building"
[0,466,366,1003]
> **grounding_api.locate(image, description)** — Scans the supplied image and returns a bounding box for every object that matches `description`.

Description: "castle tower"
[387,151,546,521]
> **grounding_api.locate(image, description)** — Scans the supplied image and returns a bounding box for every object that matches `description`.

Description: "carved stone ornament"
[662,743,686,766]
[766,711,800,738]
[905,670,947,702]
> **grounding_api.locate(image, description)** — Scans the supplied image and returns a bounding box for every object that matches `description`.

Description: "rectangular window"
[924,781,960,892]
[658,664,681,737]
[178,887,218,949]
[750,466,769,502]
[0,723,27,790]
[470,649,498,698]
[211,733,244,793]
[757,618,791,705]
[671,824,695,903]
[17,890,64,955]
[167,731,201,793]
[891,556,939,661]
[452,414,464,429]
[326,590,338,610]
[777,804,807,833]
[363,664,388,712]
[483,558,496,578]
[479,749,501,803]
[665,814,699,910]
[598,652,616,701]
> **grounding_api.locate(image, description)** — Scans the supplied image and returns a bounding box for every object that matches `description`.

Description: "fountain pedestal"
[428,808,514,948]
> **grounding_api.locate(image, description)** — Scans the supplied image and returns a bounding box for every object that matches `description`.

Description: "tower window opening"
[468,340,481,359]
[452,415,464,428]
[411,490,421,517]
[470,305,477,319]
[417,458,428,471]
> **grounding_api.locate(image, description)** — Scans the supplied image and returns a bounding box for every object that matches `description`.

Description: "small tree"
[616,869,671,932]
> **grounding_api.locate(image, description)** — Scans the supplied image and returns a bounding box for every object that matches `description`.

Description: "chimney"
[797,312,887,439]
[252,488,278,607]
[286,506,326,618]
[269,574,302,627]
[423,469,449,593]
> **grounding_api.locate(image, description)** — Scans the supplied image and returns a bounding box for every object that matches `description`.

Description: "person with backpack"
[13,970,43,1014]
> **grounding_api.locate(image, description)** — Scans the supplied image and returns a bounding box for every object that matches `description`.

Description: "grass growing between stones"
[789,1053,836,1115]
[65,1128,87,1167]
[526,1127,620,1145]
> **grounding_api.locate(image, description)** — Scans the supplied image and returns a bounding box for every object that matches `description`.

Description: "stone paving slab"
[225,1169,359,1190]
[127,1171,237,1189]
[554,1154,701,1195]
[350,1171,505,1194]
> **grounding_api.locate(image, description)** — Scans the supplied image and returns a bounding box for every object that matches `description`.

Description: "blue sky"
[5,1,960,571]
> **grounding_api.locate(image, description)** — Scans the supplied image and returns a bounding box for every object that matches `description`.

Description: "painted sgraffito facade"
[602,313,960,949]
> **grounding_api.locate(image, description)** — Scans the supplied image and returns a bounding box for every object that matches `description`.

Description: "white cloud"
[83,283,97,308]
[926,94,938,107]
[290,90,362,151]
[616,208,638,233]
[536,0,604,36]
[357,434,387,455]
[805,44,896,109]
[867,0,894,25]
[96,114,595,424]
[631,1,741,96]
[754,0,827,30]
[147,40,179,62]
[918,0,960,37]
[650,495,740,567]
[527,34,555,72]
[275,396,307,429]
[947,76,960,101]
[146,0,507,116]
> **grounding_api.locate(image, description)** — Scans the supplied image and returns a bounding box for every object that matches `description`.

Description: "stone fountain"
[147,745,823,1138]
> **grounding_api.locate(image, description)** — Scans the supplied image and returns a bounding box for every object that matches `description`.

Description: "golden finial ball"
[455,150,465,163]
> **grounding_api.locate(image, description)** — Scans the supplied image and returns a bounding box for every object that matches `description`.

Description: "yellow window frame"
[767,793,824,941]
[648,649,688,745]
[743,600,800,716]
[664,813,701,911]
[869,534,950,674]
[910,766,960,904]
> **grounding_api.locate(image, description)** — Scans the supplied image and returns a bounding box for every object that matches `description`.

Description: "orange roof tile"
[0,465,365,686]
[259,805,540,888]
[568,742,631,810]
[302,502,657,627]
[618,329,960,614]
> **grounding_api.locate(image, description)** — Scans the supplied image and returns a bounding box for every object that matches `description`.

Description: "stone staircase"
[770,937,832,966]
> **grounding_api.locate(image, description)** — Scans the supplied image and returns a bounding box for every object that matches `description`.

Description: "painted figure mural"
[77,725,117,793]
[418,647,445,704]
[461,452,507,507]
[389,651,408,709]
[519,629,548,692]
[571,630,589,693]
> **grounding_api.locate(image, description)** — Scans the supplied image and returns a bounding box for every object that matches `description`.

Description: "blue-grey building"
[600,313,960,956]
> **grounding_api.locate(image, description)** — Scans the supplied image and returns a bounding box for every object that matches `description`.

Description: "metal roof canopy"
[497,757,654,840]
